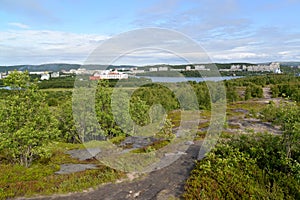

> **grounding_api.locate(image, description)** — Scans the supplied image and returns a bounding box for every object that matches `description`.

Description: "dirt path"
[24,141,202,200]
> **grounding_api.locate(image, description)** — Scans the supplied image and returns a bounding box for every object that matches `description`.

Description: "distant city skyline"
[1,0,300,65]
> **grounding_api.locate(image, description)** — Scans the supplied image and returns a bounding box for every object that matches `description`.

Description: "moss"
[130,140,171,153]
[109,135,126,145]
[0,142,125,199]
[220,131,234,138]
[198,121,210,129]
[227,123,241,129]
[195,131,207,140]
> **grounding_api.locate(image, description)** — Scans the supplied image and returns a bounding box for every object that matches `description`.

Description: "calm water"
[138,76,242,83]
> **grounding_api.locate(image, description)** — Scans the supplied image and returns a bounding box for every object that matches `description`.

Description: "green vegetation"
[38,77,76,89]
[0,72,300,198]
[132,83,180,111]
[0,142,124,199]
[184,92,300,199]
[245,83,263,100]
[0,72,126,198]
[261,102,300,158]
[224,74,300,102]
[271,83,300,101]
[183,133,300,199]
[55,100,81,143]
[225,84,239,102]
[0,71,59,167]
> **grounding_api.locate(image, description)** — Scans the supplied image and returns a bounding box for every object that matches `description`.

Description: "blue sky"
[1,0,300,65]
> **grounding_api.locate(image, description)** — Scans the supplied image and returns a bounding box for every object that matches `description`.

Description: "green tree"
[73,87,103,142]
[95,80,117,137]
[244,86,252,100]
[271,85,280,98]
[291,88,300,102]
[56,99,80,143]
[111,91,133,135]
[130,96,150,134]
[193,83,211,109]
[0,71,59,167]
[132,84,179,111]
[275,103,300,158]
[245,83,263,100]
[262,102,300,159]
[176,85,199,110]
[226,85,239,102]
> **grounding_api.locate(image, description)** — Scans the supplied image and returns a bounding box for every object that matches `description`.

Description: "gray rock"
[165,151,187,157]
[232,108,249,114]
[185,141,194,145]
[119,136,159,149]
[55,164,98,174]
[66,148,101,161]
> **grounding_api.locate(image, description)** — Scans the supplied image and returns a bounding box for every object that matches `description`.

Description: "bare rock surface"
[119,136,160,149]
[67,148,101,161]
[24,141,202,200]
[55,164,98,175]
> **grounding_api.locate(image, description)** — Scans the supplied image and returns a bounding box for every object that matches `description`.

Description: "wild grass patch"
[0,142,125,199]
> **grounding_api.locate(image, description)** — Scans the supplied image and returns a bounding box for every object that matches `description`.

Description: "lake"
[137,76,242,83]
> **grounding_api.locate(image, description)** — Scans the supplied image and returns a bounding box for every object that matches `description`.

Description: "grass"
[167,110,181,128]
[130,140,171,153]
[168,110,208,128]
[41,88,73,91]
[220,131,235,138]
[0,165,124,199]
[109,135,127,145]
[227,101,266,114]
[226,108,246,117]
[198,121,210,129]
[0,142,125,199]
[195,131,207,140]
[227,123,241,129]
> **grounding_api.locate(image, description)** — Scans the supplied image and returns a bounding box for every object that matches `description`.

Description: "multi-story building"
[158,66,168,71]
[89,70,128,80]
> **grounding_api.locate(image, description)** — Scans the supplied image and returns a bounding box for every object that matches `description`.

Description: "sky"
[0,0,300,65]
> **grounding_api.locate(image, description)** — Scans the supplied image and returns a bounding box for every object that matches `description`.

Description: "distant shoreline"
[137,76,242,83]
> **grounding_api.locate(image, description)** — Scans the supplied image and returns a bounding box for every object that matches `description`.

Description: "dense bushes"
[38,77,76,89]
[185,102,300,199]
[261,102,300,159]
[271,83,300,101]
[228,74,299,87]
[38,75,300,145]
[225,82,239,102]
[245,83,263,100]
[184,133,300,199]
[1,72,299,165]
[132,83,180,111]
[44,91,72,106]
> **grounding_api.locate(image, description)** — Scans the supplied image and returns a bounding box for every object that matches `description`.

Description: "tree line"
[0,72,299,167]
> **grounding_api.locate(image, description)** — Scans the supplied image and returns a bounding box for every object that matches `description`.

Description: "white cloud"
[130,0,300,63]
[0,30,109,65]
[1,27,300,66]
[213,52,269,61]
[8,22,30,29]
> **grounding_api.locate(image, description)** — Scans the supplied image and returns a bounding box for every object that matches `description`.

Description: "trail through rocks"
[24,141,202,200]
